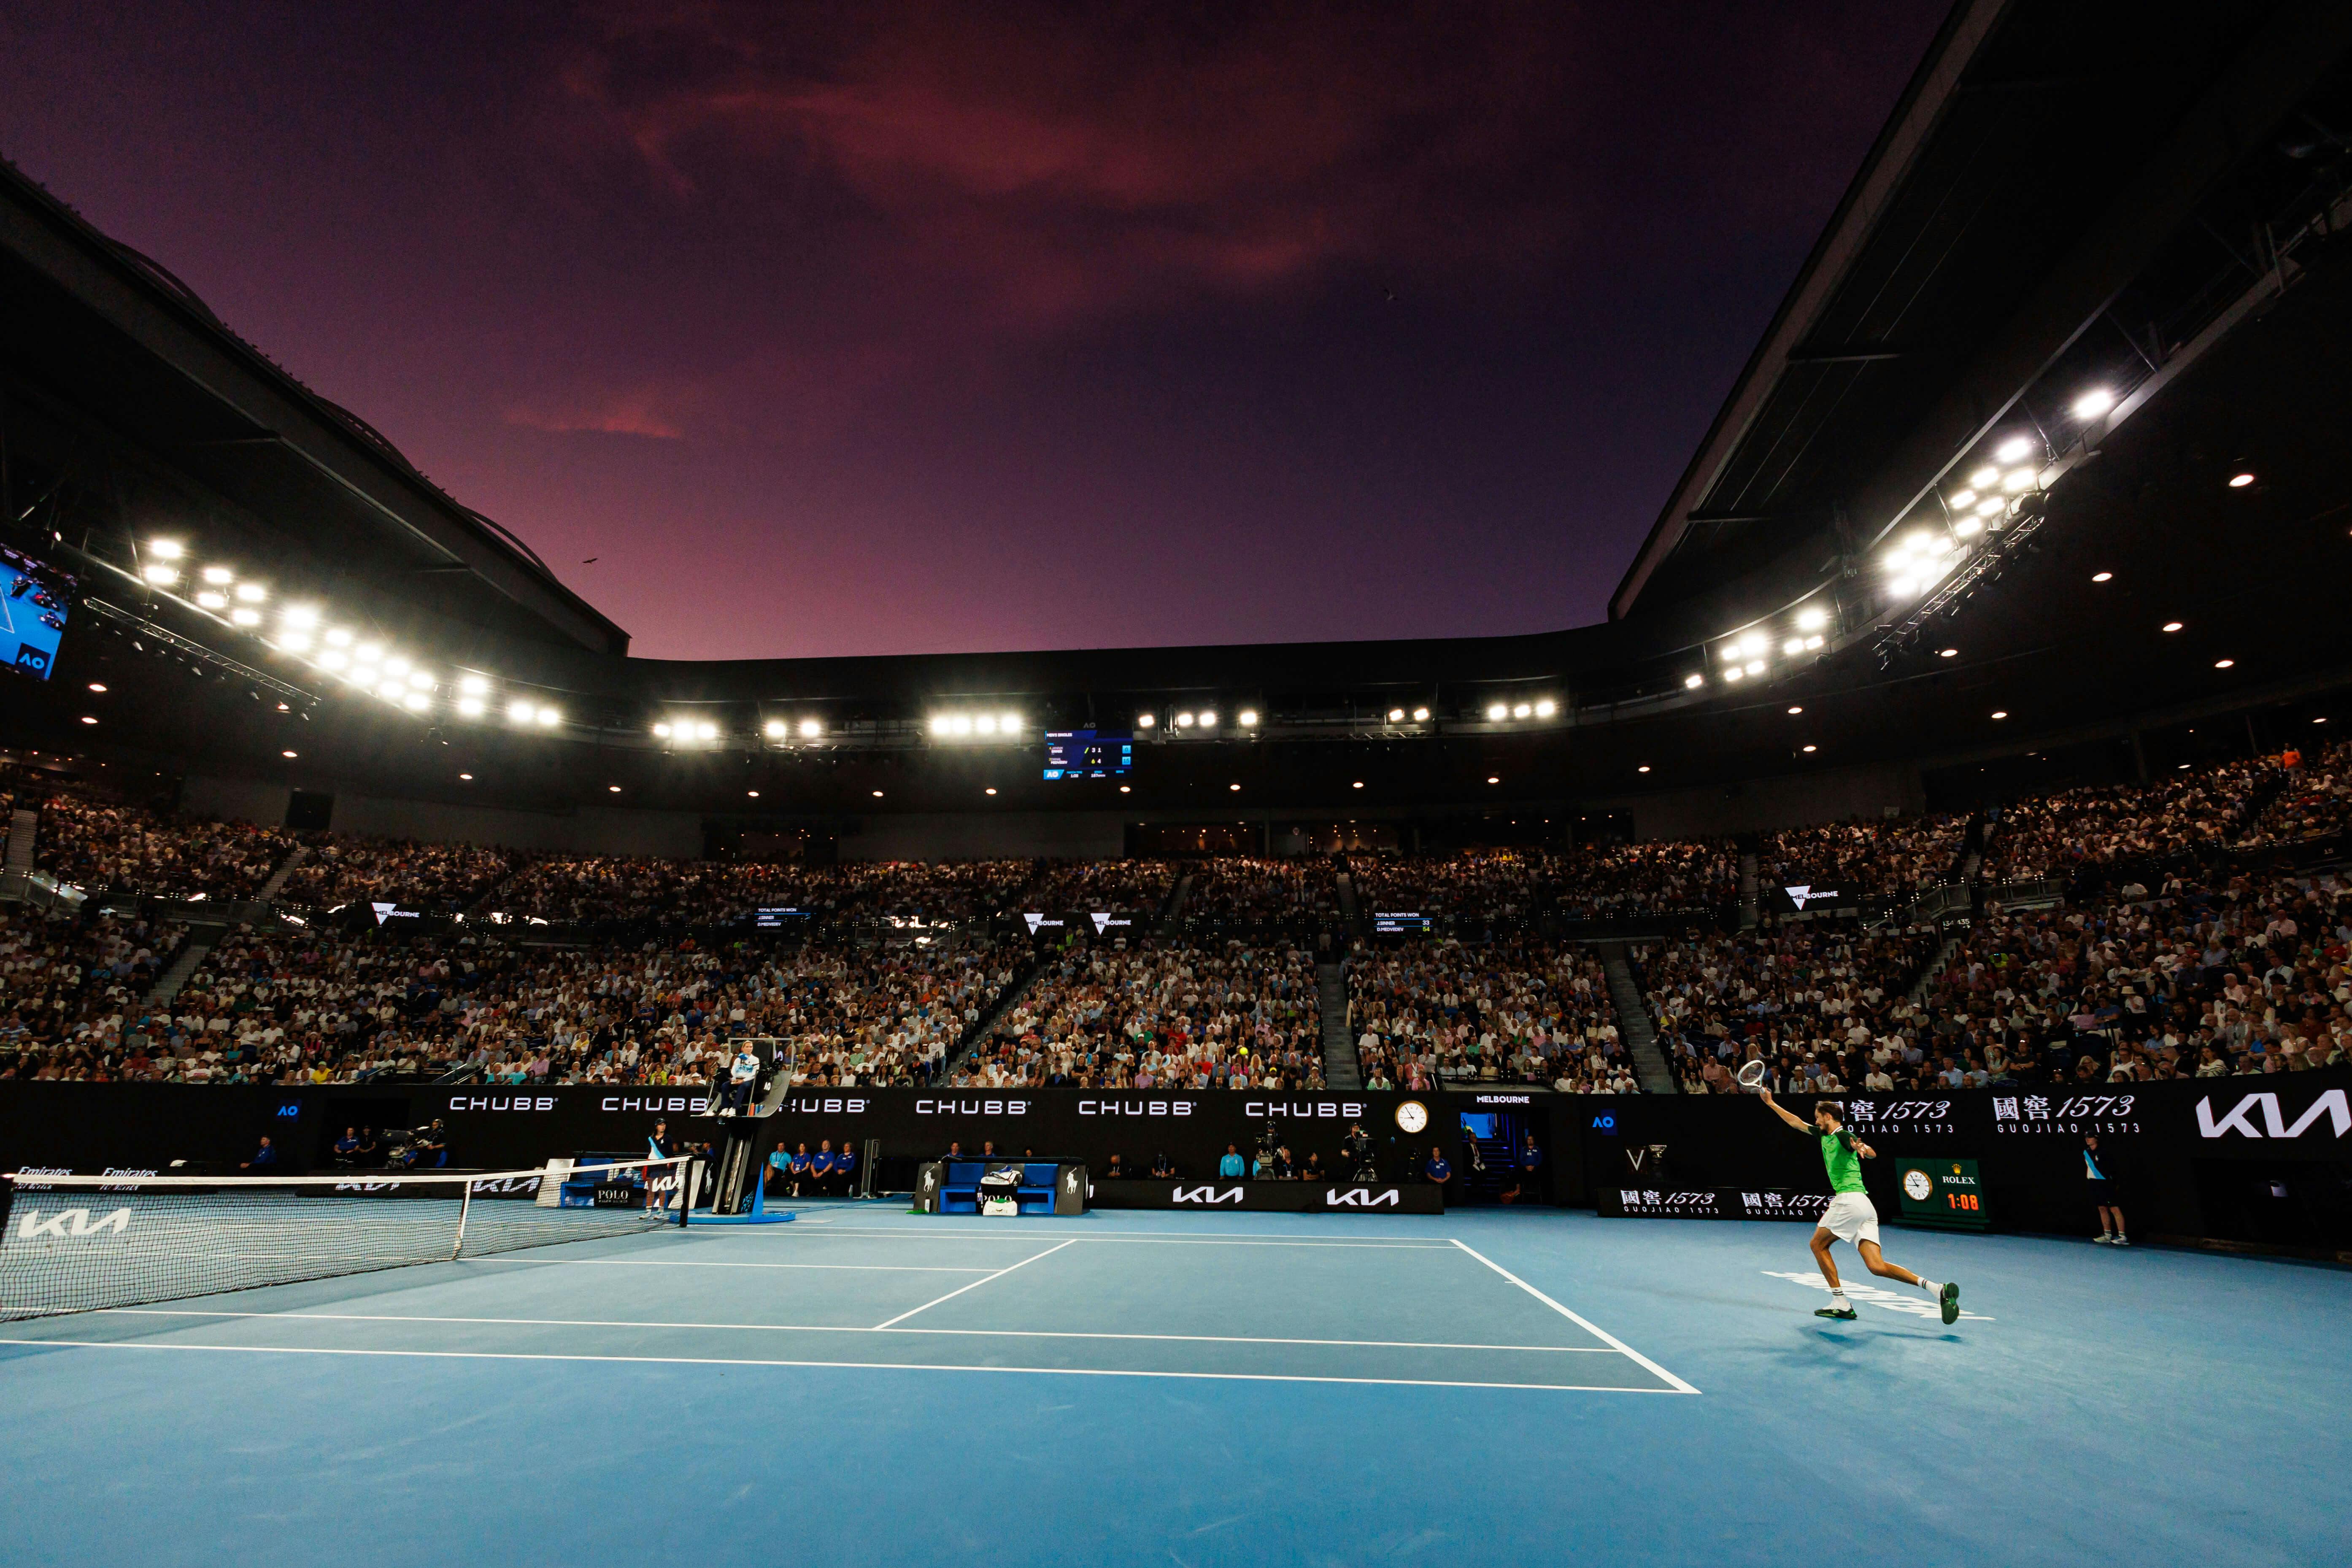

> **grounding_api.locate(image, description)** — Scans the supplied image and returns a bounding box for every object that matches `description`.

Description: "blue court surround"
[3,1205,2343,1567]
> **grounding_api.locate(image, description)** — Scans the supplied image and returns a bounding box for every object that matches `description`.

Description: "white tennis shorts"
[1818,1192,1880,1247]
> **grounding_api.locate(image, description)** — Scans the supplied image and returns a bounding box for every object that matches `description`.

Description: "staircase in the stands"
[1318,961,1360,1089]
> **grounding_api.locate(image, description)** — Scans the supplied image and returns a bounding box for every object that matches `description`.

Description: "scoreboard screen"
[1043,729,1132,780]
[0,545,72,681]
[1372,912,1433,934]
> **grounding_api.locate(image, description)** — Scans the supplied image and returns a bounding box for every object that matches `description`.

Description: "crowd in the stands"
[33,793,292,899]
[1181,858,1340,923]
[1349,937,1630,1091]
[1982,755,2277,881]
[279,835,524,914]
[965,939,1323,1090]
[1761,816,1966,896]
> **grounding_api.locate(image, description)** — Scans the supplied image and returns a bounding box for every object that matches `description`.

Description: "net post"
[451,1176,473,1260]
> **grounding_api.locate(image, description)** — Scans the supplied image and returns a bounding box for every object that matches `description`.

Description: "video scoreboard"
[1043,729,1132,781]
[1896,1157,1990,1229]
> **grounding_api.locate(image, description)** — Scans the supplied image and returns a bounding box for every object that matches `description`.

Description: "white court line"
[478,1259,995,1273]
[738,1229,1454,1250]
[0,1336,1682,1393]
[872,1238,1079,1329]
[1448,1239,1700,1396]
[96,1307,1620,1353]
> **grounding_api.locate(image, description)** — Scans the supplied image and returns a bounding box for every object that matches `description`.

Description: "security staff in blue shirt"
[1218,1144,1246,1179]
[1424,1147,1452,1187]
[786,1142,813,1195]
[811,1141,837,1195]
[834,1140,858,1198]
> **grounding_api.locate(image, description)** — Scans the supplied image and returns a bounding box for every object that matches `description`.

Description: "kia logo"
[2196,1089,2349,1140]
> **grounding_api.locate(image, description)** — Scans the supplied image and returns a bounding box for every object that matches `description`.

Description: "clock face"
[1395,1100,1428,1134]
[1902,1168,1934,1202]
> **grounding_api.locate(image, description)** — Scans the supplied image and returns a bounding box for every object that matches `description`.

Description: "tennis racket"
[1735,1059,1769,1092]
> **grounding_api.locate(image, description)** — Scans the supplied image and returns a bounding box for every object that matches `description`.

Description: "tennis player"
[1758,1087,1960,1324]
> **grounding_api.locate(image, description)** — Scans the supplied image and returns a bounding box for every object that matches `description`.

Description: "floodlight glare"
[1723,667,1744,682]
[319,650,348,669]
[278,631,312,652]
[2071,388,2115,419]
[283,605,320,630]
[148,540,184,559]
[401,691,428,712]
[1975,497,2004,517]
[231,608,261,626]
[1796,607,1828,631]
[1890,578,1917,597]
[1238,710,1258,726]
[763,719,786,738]
[930,715,951,735]
[1968,466,2000,489]
[1954,518,1984,538]
[1411,706,1430,721]
[1387,707,1405,722]
[324,628,352,647]
[1994,435,2036,464]
[201,565,234,585]
[508,701,533,722]
[975,714,998,735]
[1534,699,1556,718]
[1804,635,1824,650]
[2091,572,2113,583]
[1175,712,1195,727]
[195,591,228,610]
[1744,660,1765,675]
[1512,703,1531,718]
[457,674,488,695]
[695,721,718,740]
[234,583,266,603]
[1001,713,1021,733]
[1486,703,1508,720]
[1782,639,1803,656]
[949,715,972,737]
[798,718,821,738]
[537,708,561,727]
[354,642,383,663]
[654,723,674,738]
[1199,711,1218,727]
[1949,489,1977,509]
[2002,467,2036,493]
[2228,472,2255,488]
[385,657,411,675]
[1137,712,1156,728]
[456,697,485,718]
[1683,673,1704,689]
[141,564,179,586]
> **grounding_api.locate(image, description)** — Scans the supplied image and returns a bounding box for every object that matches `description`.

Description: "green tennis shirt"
[1820,1131,1867,1194]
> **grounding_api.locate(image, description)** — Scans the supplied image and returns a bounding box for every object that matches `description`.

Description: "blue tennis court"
[3,1206,2344,1566]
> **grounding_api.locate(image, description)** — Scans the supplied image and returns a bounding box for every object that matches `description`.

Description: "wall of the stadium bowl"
[1598,760,1925,841]
[838,810,1126,862]
[181,775,704,859]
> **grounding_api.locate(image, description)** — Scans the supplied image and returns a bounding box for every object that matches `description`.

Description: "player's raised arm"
[1757,1088,1811,1133]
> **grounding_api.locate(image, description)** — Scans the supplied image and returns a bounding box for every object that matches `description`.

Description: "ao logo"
[17,1207,132,1239]
[1902,1169,1934,1201]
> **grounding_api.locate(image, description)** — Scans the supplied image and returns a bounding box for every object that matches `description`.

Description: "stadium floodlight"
[538,708,561,727]
[1411,706,1430,721]
[2072,387,2115,419]
[2091,572,2113,583]
[401,691,428,712]
[456,697,485,718]
[231,608,262,627]
[1534,699,1556,718]
[654,722,674,738]
[141,564,179,586]
[974,714,998,735]
[1948,489,1977,509]
[1387,707,1405,722]
[930,714,952,735]
[508,700,534,722]
[1954,518,1984,538]
[234,583,267,603]
[1486,702,1508,720]
[148,539,184,559]
[1796,607,1828,631]
[1136,712,1156,728]
[277,630,312,652]
[798,718,821,738]
[694,721,717,740]
[1001,713,1021,734]
[2162,621,2183,633]
[385,657,411,675]
[1684,673,1704,689]
[2001,467,2036,493]
[1199,710,1218,727]
[319,649,348,670]
[1723,667,1744,682]
[354,642,383,663]
[458,674,488,695]
[1782,639,1803,656]
[202,565,235,585]
[1993,435,2036,464]
[2228,472,2255,488]
[949,715,973,737]
[1890,577,1918,597]
[1804,635,1824,650]
[324,627,352,647]
[282,605,320,630]
[2214,658,2235,669]
[1744,660,1764,675]
[1512,703,1531,718]
[1968,465,2000,489]
[1975,497,2004,517]
[763,719,786,738]
[1175,711,1194,727]
[405,670,433,690]
[196,591,228,610]
[1238,710,1258,727]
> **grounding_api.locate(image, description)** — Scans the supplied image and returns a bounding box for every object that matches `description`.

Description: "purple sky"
[0,2,1947,660]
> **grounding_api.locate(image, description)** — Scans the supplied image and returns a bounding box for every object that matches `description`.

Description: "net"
[0,1156,697,1322]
